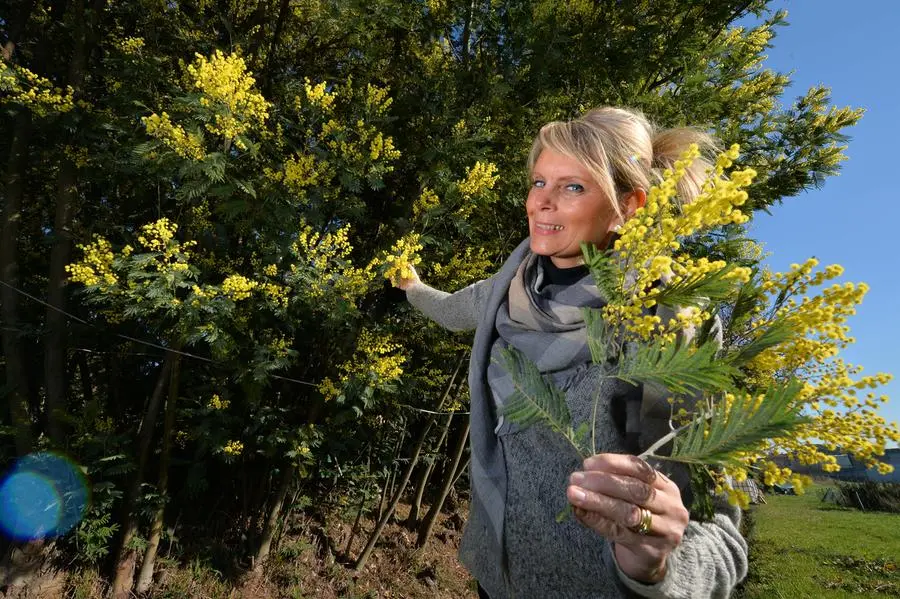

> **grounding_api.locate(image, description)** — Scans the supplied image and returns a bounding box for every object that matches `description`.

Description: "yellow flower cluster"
[381,234,423,284]
[223,440,244,456]
[116,36,145,54]
[413,188,441,218]
[303,78,336,111]
[318,117,400,172]
[207,394,230,410]
[134,218,194,274]
[604,144,757,341]
[369,132,393,160]
[184,50,269,146]
[600,142,899,493]
[282,153,324,196]
[430,247,492,290]
[365,83,393,115]
[261,282,289,308]
[267,335,292,359]
[143,112,206,160]
[1,59,75,116]
[291,223,377,302]
[138,218,177,251]
[319,329,406,401]
[737,258,900,477]
[457,161,500,200]
[66,236,117,288]
[222,274,259,301]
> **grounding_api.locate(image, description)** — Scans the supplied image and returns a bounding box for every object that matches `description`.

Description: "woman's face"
[526,149,620,268]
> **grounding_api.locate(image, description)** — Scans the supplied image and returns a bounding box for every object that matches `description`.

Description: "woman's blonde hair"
[527,107,717,219]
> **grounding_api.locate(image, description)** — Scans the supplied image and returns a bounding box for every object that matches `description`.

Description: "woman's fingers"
[566,480,645,528]
[571,505,669,558]
[582,454,659,488]
[570,470,657,507]
[568,453,690,546]
[395,265,421,290]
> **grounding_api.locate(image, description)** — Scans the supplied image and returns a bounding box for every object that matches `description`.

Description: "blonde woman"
[399,107,747,599]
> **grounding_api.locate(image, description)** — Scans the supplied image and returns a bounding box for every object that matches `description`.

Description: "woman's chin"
[529,236,562,254]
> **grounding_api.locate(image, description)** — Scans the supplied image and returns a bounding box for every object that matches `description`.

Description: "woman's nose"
[532,188,556,209]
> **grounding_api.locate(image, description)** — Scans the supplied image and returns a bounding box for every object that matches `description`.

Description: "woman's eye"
[565,183,584,193]
[532,180,545,189]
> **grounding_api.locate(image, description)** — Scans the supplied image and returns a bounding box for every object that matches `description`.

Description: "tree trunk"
[404,353,466,527]
[1,111,33,456]
[109,354,174,599]
[134,357,181,594]
[43,154,78,446]
[253,465,294,569]
[260,0,291,94]
[43,0,99,447]
[376,420,406,521]
[417,420,470,548]
[406,413,452,527]
[450,454,470,490]
[343,494,367,556]
[353,416,436,571]
[375,466,394,523]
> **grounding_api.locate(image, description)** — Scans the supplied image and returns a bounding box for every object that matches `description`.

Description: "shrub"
[831,480,900,513]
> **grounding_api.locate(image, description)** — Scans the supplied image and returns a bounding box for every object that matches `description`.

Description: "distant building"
[772,447,900,483]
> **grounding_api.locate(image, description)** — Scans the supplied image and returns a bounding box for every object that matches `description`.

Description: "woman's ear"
[623,189,647,219]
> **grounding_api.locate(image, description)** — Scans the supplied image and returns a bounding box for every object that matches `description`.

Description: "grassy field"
[737,483,900,598]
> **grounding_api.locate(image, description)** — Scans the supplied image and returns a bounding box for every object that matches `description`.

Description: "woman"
[399,107,747,599]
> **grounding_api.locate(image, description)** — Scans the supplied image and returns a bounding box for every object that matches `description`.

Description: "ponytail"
[651,127,718,208]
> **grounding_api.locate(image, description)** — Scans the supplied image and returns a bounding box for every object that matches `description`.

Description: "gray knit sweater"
[407,278,748,599]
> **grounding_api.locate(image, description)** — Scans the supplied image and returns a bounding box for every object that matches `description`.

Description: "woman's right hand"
[394,264,422,290]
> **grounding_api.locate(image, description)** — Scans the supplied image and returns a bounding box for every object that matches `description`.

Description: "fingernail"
[570,486,586,501]
[570,471,584,485]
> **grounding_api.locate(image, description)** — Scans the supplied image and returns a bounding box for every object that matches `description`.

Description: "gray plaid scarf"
[466,241,606,582]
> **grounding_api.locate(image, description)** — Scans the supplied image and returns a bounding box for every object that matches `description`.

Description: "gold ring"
[630,507,652,535]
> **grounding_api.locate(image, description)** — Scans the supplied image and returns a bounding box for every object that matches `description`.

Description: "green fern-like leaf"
[670,380,809,467]
[618,339,736,396]
[495,347,584,456]
[725,321,793,368]
[648,265,738,308]
[727,268,764,329]
[580,243,623,304]
[583,307,619,365]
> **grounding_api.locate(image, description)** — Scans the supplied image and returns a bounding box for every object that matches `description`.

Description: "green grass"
[737,484,900,598]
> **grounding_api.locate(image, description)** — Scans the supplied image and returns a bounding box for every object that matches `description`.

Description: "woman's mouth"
[534,222,565,234]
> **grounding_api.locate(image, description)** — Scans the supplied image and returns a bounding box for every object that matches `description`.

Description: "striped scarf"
[466,245,606,582]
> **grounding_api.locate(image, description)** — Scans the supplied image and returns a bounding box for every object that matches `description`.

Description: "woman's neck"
[541,255,588,286]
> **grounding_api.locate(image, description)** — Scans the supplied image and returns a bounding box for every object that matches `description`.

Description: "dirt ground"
[4,502,478,599]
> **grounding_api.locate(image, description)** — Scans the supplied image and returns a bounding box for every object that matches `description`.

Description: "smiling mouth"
[535,223,565,231]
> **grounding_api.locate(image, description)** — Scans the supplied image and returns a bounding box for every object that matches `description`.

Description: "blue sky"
[745,1,900,443]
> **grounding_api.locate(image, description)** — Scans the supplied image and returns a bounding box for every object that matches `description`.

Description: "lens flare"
[0,452,89,541]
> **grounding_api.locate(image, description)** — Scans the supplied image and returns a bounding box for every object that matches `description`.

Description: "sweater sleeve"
[609,498,748,599]
[405,277,494,332]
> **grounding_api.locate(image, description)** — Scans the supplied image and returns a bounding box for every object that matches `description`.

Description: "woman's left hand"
[567,453,689,584]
